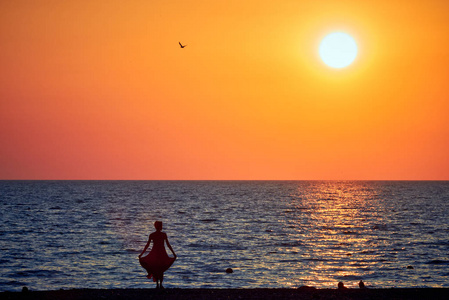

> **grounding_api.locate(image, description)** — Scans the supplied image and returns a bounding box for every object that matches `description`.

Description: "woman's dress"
[139,231,176,281]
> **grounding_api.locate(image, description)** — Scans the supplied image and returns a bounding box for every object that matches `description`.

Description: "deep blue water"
[1,181,449,291]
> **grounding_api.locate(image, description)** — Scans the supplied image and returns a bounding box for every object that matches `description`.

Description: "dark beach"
[2,288,449,300]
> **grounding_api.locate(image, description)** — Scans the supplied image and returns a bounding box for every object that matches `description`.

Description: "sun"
[319,32,358,68]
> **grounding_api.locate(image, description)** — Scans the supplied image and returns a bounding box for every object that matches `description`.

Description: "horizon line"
[1,179,448,182]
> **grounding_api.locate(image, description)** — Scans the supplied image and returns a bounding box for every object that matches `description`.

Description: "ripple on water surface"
[1,181,449,291]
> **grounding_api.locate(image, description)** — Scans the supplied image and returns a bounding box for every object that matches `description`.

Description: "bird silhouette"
[179,42,186,48]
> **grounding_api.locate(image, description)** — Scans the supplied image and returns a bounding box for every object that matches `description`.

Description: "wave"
[426,260,449,265]
[12,269,65,278]
[334,274,363,281]
[199,219,218,223]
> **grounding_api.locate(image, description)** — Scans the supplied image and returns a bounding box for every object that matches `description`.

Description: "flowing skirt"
[139,250,176,281]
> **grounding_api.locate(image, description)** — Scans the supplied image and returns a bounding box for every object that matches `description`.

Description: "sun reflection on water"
[281,181,386,288]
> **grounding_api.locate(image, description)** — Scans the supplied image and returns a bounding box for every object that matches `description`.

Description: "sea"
[1,181,449,291]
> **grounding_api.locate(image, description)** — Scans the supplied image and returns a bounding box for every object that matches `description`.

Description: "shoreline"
[2,288,449,300]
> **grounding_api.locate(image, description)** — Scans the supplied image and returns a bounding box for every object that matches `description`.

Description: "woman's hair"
[154,221,163,231]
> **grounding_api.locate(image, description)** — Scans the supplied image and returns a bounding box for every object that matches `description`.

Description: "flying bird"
[179,42,186,48]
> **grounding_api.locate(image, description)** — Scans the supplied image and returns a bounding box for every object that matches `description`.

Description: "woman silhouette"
[139,221,177,288]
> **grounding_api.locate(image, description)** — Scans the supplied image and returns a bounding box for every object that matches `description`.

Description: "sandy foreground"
[2,288,449,300]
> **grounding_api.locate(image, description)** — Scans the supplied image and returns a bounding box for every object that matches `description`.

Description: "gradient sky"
[1,0,448,180]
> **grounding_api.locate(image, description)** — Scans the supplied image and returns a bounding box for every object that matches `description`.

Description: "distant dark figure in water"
[338,282,348,289]
[359,280,366,288]
[139,221,177,289]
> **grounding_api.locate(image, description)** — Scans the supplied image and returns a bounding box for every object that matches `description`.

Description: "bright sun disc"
[319,32,358,68]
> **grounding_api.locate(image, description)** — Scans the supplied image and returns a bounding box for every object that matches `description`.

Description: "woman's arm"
[139,236,152,258]
[165,234,177,258]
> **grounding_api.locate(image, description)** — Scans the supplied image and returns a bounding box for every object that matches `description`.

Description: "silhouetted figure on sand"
[139,221,177,289]
[338,282,348,289]
[359,280,366,288]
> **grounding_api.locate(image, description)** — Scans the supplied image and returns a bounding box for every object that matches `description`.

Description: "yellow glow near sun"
[319,32,358,68]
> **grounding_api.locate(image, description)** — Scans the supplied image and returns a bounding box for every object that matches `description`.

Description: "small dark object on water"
[22,287,29,293]
[226,268,233,273]
[338,282,348,290]
[407,265,414,269]
[359,280,366,288]
[346,253,352,256]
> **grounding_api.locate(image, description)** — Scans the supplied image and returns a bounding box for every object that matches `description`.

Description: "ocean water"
[1,181,448,291]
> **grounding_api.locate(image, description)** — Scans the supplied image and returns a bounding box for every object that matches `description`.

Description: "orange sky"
[1,0,448,180]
